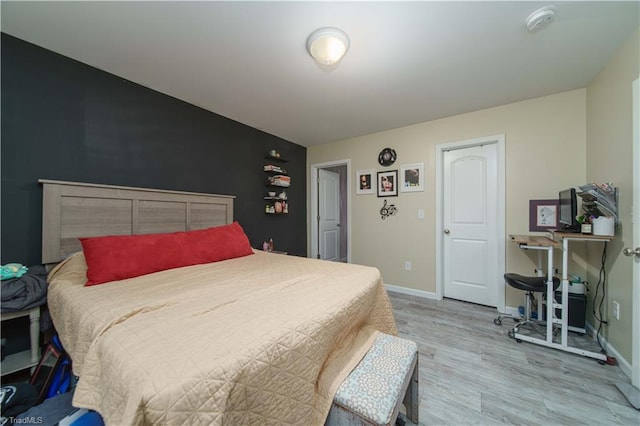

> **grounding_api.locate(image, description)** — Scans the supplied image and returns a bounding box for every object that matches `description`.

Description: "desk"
[509,233,610,362]
[509,235,559,317]
[551,231,612,361]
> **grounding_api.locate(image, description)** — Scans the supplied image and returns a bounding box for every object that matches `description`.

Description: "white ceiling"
[2,1,638,147]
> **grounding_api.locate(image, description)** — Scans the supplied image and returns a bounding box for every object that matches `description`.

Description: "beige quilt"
[47,250,397,425]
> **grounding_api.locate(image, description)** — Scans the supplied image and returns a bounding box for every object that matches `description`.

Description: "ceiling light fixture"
[306,27,350,66]
[525,6,556,32]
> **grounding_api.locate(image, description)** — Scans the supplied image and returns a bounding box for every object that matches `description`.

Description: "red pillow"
[80,221,253,286]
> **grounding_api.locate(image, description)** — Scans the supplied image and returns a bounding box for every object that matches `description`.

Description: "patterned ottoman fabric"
[333,333,418,425]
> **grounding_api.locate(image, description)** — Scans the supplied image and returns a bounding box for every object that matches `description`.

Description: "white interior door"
[631,77,639,388]
[318,169,340,261]
[443,144,499,306]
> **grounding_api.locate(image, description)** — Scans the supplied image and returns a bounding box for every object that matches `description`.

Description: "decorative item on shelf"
[528,199,559,232]
[268,149,281,159]
[378,148,397,166]
[264,190,287,200]
[380,200,398,220]
[260,238,275,252]
[264,164,288,174]
[267,175,291,187]
[576,215,592,234]
[265,200,288,214]
[592,216,615,236]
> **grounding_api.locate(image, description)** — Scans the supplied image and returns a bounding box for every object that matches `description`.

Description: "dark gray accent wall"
[1,34,307,264]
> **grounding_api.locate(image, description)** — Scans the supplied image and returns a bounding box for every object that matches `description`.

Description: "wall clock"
[378,148,397,166]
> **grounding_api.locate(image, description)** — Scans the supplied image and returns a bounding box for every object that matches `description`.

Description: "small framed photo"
[356,169,375,195]
[400,163,424,192]
[377,170,398,197]
[529,199,559,231]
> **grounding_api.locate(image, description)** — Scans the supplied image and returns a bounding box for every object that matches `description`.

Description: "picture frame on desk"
[529,199,559,231]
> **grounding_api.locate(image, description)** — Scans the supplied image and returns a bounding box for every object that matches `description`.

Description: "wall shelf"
[265,155,288,163]
[263,150,291,215]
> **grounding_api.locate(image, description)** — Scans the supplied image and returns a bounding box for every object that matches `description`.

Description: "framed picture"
[529,199,559,231]
[400,163,424,192]
[377,170,398,197]
[356,169,375,195]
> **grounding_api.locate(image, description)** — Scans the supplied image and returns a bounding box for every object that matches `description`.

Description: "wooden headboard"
[40,179,235,264]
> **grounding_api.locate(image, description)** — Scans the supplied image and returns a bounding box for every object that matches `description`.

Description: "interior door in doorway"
[630,77,639,390]
[318,169,340,261]
[443,144,499,307]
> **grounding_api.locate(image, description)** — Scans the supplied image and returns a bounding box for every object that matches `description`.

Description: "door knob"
[623,247,640,257]
[444,229,450,235]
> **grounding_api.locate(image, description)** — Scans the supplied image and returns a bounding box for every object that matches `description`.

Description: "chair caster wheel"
[508,330,515,339]
[516,339,522,343]
[494,318,502,325]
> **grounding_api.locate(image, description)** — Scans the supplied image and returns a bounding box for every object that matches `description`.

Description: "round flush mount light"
[306,27,350,66]
[526,6,555,32]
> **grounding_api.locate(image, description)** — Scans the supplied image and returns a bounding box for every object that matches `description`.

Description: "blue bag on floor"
[13,391,104,426]
[29,335,72,404]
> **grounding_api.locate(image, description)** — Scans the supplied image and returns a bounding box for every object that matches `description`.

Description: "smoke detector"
[526,6,555,32]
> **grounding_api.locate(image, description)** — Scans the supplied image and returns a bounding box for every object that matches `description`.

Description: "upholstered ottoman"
[326,333,419,426]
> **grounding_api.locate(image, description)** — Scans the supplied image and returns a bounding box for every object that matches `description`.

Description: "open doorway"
[310,160,351,262]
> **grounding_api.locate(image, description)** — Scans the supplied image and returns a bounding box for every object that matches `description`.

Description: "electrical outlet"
[404,261,412,271]
[612,301,620,320]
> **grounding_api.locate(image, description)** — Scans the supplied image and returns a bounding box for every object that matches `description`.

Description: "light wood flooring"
[388,291,640,425]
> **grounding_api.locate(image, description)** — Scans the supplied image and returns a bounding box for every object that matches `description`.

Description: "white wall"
[307,28,640,365]
[308,89,586,308]
[586,28,639,363]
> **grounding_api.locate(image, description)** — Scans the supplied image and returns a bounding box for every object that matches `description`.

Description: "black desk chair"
[494,273,560,338]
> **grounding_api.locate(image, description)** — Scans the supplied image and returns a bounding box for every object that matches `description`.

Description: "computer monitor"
[558,188,579,231]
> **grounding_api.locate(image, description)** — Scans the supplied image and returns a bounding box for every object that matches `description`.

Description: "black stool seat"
[504,273,560,292]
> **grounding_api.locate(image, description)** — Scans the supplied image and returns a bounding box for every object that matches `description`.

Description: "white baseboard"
[585,322,631,379]
[384,284,437,300]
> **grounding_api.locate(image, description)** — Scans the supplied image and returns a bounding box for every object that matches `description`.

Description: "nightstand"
[1,306,41,376]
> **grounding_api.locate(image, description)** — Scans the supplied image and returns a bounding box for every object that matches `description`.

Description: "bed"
[40,180,398,425]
